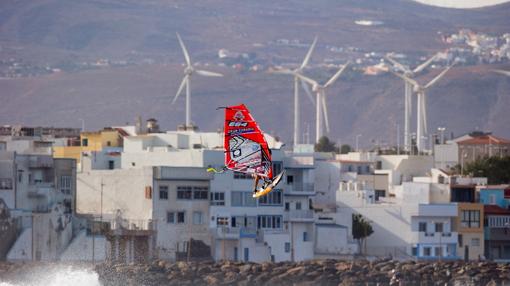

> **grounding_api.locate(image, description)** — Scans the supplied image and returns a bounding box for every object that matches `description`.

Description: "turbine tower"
[391,64,454,153]
[385,53,438,153]
[286,63,350,143]
[173,32,223,128]
[271,37,318,146]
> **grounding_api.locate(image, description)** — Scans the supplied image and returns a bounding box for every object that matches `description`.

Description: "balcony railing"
[285,183,314,194]
[28,156,53,168]
[27,182,54,197]
[285,210,314,221]
[486,216,510,228]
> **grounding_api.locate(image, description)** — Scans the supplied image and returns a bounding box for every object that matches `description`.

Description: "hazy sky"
[413,0,510,8]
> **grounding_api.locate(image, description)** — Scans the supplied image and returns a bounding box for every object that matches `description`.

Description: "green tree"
[464,156,510,184]
[314,136,339,153]
[340,144,352,154]
[352,213,374,255]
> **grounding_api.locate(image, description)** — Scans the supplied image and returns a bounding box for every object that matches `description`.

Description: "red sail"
[224,104,273,179]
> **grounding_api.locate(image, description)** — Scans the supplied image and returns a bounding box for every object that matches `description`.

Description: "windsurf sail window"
[223,104,273,179]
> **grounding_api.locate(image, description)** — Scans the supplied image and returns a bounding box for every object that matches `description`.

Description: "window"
[0,178,13,190]
[296,202,302,210]
[233,172,252,179]
[217,217,229,226]
[285,202,290,211]
[303,232,308,242]
[159,186,168,200]
[106,141,111,147]
[177,186,192,199]
[60,175,72,195]
[210,192,225,206]
[177,186,209,200]
[287,175,294,184]
[419,222,427,232]
[489,194,496,205]
[272,162,283,176]
[193,187,209,200]
[348,165,353,172]
[257,215,282,229]
[18,172,22,183]
[435,247,442,257]
[231,191,256,207]
[108,160,114,170]
[458,234,463,247]
[357,166,362,174]
[177,211,185,223]
[412,247,418,256]
[423,247,431,256]
[461,210,480,228]
[375,190,385,201]
[471,238,480,247]
[167,212,175,223]
[82,138,88,146]
[193,211,203,225]
[259,190,282,206]
[435,222,443,233]
[285,242,291,253]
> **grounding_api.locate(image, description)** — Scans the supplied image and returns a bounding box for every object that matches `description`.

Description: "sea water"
[0,266,101,286]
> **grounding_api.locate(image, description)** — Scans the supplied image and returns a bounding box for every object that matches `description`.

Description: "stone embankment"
[95,259,510,286]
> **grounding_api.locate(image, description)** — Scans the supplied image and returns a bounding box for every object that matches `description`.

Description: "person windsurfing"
[207,104,285,198]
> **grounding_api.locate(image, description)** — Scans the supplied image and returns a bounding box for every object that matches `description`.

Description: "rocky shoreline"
[95,259,510,286]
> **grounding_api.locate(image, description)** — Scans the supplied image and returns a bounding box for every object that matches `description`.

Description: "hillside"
[0,0,509,146]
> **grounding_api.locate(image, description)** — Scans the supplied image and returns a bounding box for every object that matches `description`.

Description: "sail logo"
[233,111,245,121]
[228,121,248,127]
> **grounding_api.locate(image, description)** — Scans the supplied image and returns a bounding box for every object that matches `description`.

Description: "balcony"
[27,182,54,198]
[98,219,157,236]
[284,210,314,222]
[411,204,457,217]
[284,183,315,196]
[28,156,53,168]
[412,231,458,244]
[215,227,240,240]
[284,156,314,169]
[486,216,510,228]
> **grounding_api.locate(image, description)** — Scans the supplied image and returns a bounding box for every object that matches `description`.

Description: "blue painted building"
[478,185,510,209]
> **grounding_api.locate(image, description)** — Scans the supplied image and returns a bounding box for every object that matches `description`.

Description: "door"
[244,247,249,261]
[464,246,469,261]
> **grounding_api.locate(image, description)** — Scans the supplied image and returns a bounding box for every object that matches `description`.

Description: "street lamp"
[356,134,362,152]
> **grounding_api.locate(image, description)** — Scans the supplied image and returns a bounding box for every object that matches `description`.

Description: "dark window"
[272,161,283,176]
[412,247,418,256]
[177,211,185,223]
[233,172,252,179]
[303,232,308,241]
[106,141,111,146]
[210,192,225,206]
[285,202,290,211]
[375,190,385,201]
[108,160,114,170]
[192,186,209,200]
[296,202,302,210]
[177,186,192,199]
[82,138,88,146]
[423,247,431,256]
[285,242,290,253]
[458,234,463,247]
[159,186,168,200]
[167,212,175,223]
[287,175,294,184]
[419,222,427,232]
[435,222,443,233]
[259,190,282,206]
[461,210,480,228]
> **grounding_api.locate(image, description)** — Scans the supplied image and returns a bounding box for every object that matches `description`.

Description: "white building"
[0,136,76,261]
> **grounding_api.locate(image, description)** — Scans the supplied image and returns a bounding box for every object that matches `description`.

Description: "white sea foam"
[0,266,100,286]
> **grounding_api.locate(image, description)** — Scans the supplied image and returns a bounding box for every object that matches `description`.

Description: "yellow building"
[53,128,124,163]
[456,202,484,260]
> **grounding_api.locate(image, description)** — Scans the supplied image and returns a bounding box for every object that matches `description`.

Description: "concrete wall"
[60,230,108,262]
[76,167,153,221]
[315,224,355,255]
[0,151,16,208]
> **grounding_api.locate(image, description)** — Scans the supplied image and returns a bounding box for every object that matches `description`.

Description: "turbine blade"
[196,70,223,77]
[299,36,318,70]
[385,55,411,74]
[300,79,316,106]
[324,62,350,88]
[291,71,318,86]
[425,64,454,89]
[321,92,330,133]
[172,75,188,104]
[491,69,510,77]
[413,53,438,74]
[389,70,420,88]
[176,32,191,67]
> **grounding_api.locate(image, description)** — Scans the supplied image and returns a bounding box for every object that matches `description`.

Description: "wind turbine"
[390,64,454,153]
[173,32,223,127]
[271,37,318,146]
[491,69,510,77]
[285,63,350,143]
[385,53,438,153]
